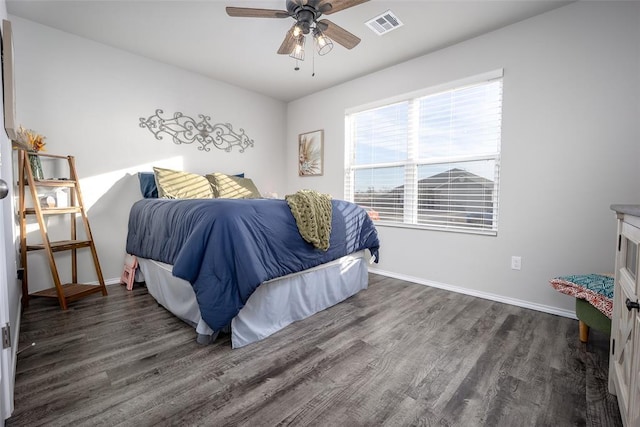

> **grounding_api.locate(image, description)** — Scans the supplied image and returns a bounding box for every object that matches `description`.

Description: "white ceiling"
[6,0,572,102]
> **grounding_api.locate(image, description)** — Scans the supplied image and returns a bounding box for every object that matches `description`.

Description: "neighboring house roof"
[418,168,493,190]
[388,168,493,194]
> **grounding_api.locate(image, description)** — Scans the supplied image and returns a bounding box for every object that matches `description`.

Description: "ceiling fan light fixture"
[226,0,372,70]
[290,35,305,61]
[313,28,333,56]
[293,23,303,37]
[293,19,311,36]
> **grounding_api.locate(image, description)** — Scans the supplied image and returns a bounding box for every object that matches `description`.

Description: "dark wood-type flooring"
[8,274,622,426]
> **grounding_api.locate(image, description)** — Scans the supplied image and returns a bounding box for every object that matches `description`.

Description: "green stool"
[576,298,611,343]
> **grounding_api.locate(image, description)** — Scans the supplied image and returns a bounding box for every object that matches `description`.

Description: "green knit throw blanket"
[285,190,332,251]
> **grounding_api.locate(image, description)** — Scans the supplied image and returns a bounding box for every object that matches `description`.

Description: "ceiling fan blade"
[317,19,361,49]
[319,0,370,15]
[317,3,333,14]
[277,27,297,55]
[226,7,290,18]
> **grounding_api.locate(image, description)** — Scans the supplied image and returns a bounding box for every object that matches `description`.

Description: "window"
[345,70,503,235]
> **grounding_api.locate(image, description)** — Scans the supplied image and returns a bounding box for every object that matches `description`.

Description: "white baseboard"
[106,271,576,320]
[84,277,122,286]
[369,267,577,320]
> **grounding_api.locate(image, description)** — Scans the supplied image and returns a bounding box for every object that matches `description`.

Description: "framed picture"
[298,129,323,176]
[2,19,17,140]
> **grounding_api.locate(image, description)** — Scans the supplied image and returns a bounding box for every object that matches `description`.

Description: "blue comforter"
[126,198,380,331]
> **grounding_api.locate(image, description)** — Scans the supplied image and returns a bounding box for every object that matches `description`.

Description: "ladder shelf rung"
[24,207,81,215]
[31,283,105,301]
[26,240,92,252]
[24,179,77,188]
[24,152,70,160]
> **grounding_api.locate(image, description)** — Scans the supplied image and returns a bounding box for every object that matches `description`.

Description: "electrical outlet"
[511,256,521,270]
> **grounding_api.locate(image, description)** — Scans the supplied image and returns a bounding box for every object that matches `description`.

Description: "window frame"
[344,69,504,236]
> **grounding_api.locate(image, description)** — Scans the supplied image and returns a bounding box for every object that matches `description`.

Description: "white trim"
[84,277,122,286]
[2,20,17,141]
[9,303,21,402]
[369,267,577,320]
[373,220,498,237]
[345,68,504,115]
[345,73,503,235]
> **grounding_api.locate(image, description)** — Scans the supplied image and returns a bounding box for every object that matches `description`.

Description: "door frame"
[1,13,20,421]
[0,216,11,421]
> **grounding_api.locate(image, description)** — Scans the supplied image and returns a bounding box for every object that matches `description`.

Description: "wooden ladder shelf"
[18,150,107,309]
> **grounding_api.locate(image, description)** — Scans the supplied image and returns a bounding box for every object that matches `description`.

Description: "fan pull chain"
[312,44,315,77]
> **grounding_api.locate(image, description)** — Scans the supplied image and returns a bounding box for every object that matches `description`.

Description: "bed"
[126,196,380,348]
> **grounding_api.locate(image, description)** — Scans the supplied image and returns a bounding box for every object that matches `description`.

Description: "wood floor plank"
[7,276,622,426]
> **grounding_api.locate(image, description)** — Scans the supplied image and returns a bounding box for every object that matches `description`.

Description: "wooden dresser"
[609,204,640,426]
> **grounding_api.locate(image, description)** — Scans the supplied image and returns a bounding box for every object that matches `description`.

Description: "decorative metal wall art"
[139,109,254,153]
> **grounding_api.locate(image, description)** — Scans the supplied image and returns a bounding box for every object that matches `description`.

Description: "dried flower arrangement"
[16,125,46,152]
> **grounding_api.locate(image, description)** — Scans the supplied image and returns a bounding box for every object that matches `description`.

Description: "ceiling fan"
[226,0,370,60]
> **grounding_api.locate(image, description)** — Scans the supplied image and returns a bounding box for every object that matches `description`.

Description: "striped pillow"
[206,172,261,199]
[153,167,213,199]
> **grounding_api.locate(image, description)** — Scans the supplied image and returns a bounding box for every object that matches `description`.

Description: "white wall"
[286,2,640,315]
[9,2,640,316]
[11,16,286,291]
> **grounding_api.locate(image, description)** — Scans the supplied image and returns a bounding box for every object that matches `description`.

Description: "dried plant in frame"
[298,129,323,176]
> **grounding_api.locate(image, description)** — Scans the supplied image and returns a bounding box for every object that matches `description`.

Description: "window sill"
[372,220,497,237]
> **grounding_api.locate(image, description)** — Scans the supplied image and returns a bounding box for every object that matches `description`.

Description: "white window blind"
[345,71,503,235]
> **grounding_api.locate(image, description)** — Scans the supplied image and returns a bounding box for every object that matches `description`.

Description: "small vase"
[28,153,44,180]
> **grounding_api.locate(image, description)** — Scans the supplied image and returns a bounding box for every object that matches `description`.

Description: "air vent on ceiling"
[365,10,403,36]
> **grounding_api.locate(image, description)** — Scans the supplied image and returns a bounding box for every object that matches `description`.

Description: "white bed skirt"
[137,250,369,348]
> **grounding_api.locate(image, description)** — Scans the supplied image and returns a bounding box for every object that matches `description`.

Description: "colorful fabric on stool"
[549,273,613,319]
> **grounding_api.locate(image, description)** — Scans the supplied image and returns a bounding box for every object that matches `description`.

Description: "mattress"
[126,197,380,331]
[137,250,369,348]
